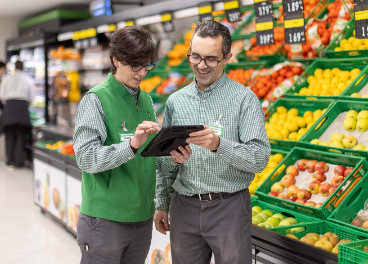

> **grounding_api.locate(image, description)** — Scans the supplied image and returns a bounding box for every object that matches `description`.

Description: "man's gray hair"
[192,20,232,56]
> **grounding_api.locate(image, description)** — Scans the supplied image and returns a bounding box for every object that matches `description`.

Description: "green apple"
[357,110,368,120]
[330,133,345,143]
[362,94,368,98]
[357,118,368,132]
[289,227,305,233]
[331,141,344,148]
[257,212,270,221]
[353,144,365,150]
[252,206,262,214]
[344,117,357,132]
[285,217,298,225]
[310,139,321,145]
[265,217,280,227]
[252,219,261,225]
[258,223,267,228]
[273,214,285,221]
[351,93,362,97]
[279,220,292,226]
[319,141,331,146]
[261,209,273,217]
[252,215,264,223]
[346,110,358,119]
[365,145,368,151]
[343,135,358,149]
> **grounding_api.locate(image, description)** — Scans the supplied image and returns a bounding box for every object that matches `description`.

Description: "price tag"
[254,0,273,18]
[354,0,368,4]
[73,28,98,49]
[282,0,304,15]
[224,0,242,22]
[161,12,175,32]
[126,20,134,26]
[284,14,305,44]
[198,2,213,22]
[354,3,368,39]
[256,19,274,45]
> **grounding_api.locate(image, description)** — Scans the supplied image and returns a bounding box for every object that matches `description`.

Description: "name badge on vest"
[119,133,134,142]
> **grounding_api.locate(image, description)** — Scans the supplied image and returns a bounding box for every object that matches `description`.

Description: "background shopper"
[154,20,271,264]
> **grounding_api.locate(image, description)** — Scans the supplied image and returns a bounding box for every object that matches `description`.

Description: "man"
[0,60,34,169]
[154,20,271,264]
[73,26,190,264]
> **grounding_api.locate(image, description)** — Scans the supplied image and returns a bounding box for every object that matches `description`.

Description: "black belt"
[191,191,238,201]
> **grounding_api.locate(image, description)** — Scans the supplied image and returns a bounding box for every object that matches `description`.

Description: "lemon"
[288,132,298,141]
[265,122,270,130]
[296,134,304,141]
[303,111,313,118]
[323,69,332,77]
[340,39,348,47]
[313,109,322,118]
[312,90,321,96]
[276,106,287,114]
[248,184,257,194]
[268,161,278,169]
[270,118,278,125]
[288,108,299,117]
[334,47,343,51]
[342,44,353,50]
[273,153,284,163]
[272,113,280,120]
[351,68,361,77]
[314,68,323,77]
[337,82,346,90]
[270,131,283,140]
[286,122,299,132]
[340,71,350,79]
[316,74,324,80]
[332,68,341,76]
[322,84,330,90]
[353,30,356,37]
[351,93,362,97]
[297,117,307,128]
[365,39,368,47]
[274,125,283,131]
[356,75,364,85]
[352,40,361,49]
[280,128,289,139]
[307,123,314,129]
[359,45,366,50]
[348,36,356,43]
[299,88,308,95]
[276,120,284,126]
[332,90,340,96]
[307,75,317,84]
[279,113,287,120]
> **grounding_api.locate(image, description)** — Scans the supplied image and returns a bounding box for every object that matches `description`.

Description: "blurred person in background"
[0,61,6,111]
[0,60,34,170]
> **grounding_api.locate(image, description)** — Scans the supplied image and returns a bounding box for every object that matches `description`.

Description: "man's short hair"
[192,20,232,56]
[15,60,23,70]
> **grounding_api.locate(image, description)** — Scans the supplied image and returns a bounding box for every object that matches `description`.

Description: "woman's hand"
[130,121,160,149]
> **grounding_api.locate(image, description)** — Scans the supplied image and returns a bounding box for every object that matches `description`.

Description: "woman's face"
[113,57,150,89]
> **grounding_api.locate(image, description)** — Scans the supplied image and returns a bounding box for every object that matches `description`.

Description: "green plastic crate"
[272,221,368,242]
[251,199,324,232]
[324,19,368,59]
[255,147,368,219]
[299,100,368,158]
[284,58,368,100]
[339,239,368,264]
[328,172,368,235]
[264,98,334,150]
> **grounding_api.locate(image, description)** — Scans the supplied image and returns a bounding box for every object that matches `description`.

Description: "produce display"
[44,141,75,156]
[245,27,284,57]
[252,205,303,229]
[140,76,163,93]
[226,68,255,85]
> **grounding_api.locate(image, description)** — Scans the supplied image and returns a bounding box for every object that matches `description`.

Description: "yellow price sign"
[284,18,304,29]
[224,0,239,10]
[161,13,172,22]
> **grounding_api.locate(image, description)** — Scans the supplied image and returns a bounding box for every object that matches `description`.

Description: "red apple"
[308,181,322,195]
[315,161,329,173]
[334,165,346,177]
[315,203,322,208]
[286,165,299,177]
[331,175,345,186]
[351,218,364,227]
[312,172,326,182]
[269,191,279,197]
[288,196,297,202]
[295,198,307,204]
[287,185,300,198]
[271,182,284,193]
[280,175,296,188]
[320,183,332,197]
[344,167,353,177]
[305,201,316,207]
[306,160,318,173]
[329,186,343,196]
[297,189,311,200]
[297,159,308,171]
[278,193,288,199]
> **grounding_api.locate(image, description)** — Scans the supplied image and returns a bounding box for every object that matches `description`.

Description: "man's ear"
[224,53,233,64]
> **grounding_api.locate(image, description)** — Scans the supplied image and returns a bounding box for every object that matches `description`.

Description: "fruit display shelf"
[264,98,334,150]
[284,58,368,100]
[272,221,368,256]
[328,171,368,235]
[36,141,76,161]
[255,147,368,219]
[338,239,368,264]
[224,61,266,86]
[299,100,368,158]
[339,64,368,100]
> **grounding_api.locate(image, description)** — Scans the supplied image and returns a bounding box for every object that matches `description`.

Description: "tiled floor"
[0,161,80,264]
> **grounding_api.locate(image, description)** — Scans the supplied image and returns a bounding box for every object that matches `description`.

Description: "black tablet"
[141,125,204,157]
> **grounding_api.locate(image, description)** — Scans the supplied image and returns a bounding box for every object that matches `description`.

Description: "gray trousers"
[77,213,153,264]
[170,189,252,264]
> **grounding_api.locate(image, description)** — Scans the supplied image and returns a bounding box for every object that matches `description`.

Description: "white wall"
[0,17,21,62]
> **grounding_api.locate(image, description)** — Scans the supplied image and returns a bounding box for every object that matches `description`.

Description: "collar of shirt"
[111,73,140,98]
[192,71,227,96]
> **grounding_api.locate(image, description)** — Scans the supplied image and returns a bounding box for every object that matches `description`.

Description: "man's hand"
[154,210,170,235]
[170,145,192,164]
[130,121,160,149]
[186,125,220,151]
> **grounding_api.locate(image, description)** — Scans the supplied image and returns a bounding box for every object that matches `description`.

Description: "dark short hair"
[0,61,5,69]
[15,60,23,70]
[109,26,157,74]
[192,20,232,56]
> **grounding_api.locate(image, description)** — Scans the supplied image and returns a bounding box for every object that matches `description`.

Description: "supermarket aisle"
[0,162,80,264]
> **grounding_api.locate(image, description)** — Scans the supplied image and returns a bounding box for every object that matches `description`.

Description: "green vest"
[80,73,156,222]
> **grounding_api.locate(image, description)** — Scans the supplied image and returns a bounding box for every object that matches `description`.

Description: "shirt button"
[219,154,223,156]
[203,100,205,102]
[201,115,204,118]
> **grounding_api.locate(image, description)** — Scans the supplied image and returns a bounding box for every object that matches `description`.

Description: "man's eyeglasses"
[187,54,224,68]
[131,63,156,72]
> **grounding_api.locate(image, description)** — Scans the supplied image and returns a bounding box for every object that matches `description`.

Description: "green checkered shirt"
[156,72,271,211]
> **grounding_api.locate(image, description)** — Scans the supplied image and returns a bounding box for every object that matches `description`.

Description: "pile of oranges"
[326,0,352,25]
[250,65,303,100]
[227,68,255,85]
[276,0,318,24]
[140,76,162,93]
[246,27,284,57]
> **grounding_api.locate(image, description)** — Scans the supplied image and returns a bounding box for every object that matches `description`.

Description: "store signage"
[282,0,304,15]
[161,12,175,32]
[354,3,368,38]
[198,2,213,22]
[254,0,273,18]
[256,18,275,45]
[224,0,242,22]
[284,12,305,44]
[125,20,135,26]
[73,28,98,49]
[90,0,113,17]
[354,0,368,4]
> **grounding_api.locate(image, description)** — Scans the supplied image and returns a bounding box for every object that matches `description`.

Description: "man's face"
[189,34,231,90]
[0,67,6,78]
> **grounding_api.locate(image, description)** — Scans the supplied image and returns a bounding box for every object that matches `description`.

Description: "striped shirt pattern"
[156,72,271,211]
